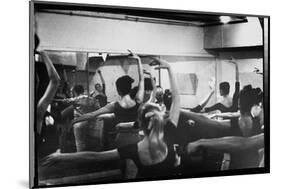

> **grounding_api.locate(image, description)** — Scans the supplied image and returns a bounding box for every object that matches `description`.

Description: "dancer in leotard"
[43,57,181,179]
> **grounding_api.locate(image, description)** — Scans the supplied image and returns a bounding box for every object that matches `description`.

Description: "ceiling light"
[220,16,231,24]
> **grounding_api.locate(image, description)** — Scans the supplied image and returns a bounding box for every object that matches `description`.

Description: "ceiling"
[34,2,248,26]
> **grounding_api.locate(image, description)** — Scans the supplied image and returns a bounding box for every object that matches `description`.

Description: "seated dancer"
[179,85,264,169]
[189,77,215,113]
[72,52,145,148]
[90,70,107,107]
[204,81,232,113]
[204,59,240,113]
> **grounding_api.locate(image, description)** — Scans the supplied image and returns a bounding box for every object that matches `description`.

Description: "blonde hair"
[138,103,168,161]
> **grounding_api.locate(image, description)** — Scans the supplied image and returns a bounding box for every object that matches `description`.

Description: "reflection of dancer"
[71,52,144,150]
[43,58,180,178]
[204,59,240,113]
[63,85,99,152]
[186,133,265,169]
[130,69,157,104]
[204,81,232,113]
[155,85,166,111]
[90,70,107,107]
[189,78,215,113]
[72,52,144,125]
[180,85,264,169]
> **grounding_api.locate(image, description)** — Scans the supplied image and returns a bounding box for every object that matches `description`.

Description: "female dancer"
[90,70,107,107]
[72,52,144,125]
[35,33,61,160]
[43,58,180,178]
[72,52,144,149]
[180,85,264,169]
[36,41,61,136]
[204,59,240,113]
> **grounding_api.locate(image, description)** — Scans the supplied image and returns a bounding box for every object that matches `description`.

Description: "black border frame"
[29,1,270,188]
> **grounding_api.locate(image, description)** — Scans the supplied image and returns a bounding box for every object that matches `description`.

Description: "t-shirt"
[117,121,177,178]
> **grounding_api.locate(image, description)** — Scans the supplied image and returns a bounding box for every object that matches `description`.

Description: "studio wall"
[36,12,209,56]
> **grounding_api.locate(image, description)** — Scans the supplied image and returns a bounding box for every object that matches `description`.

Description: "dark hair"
[164,89,171,94]
[115,75,134,96]
[163,90,172,110]
[130,86,139,99]
[95,83,101,89]
[239,85,263,114]
[73,85,84,96]
[219,82,230,95]
[62,82,71,98]
[35,33,40,51]
[144,78,153,91]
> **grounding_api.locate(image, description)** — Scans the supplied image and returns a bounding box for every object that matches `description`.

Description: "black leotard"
[117,121,177,178]
[113,102,140,124]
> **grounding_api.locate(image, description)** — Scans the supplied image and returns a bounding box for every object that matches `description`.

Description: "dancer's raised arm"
[144,70,157,103]
[37,51,61,134]
[97,70,106,94]
[154,58,180,126]
[128,52,144,104]
[199,78,215,109]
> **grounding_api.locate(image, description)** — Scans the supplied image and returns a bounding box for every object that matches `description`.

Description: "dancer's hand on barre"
[42,151,65,167]
[153,58,170,69]
[229,56,237,64]
[128,50,141,60]
[143,69,151,75]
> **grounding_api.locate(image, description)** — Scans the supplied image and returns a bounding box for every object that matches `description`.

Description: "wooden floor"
[38,159,125,186]
[39,170,123,186]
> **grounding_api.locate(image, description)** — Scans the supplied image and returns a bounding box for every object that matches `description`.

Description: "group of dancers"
[35,33,264,180]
